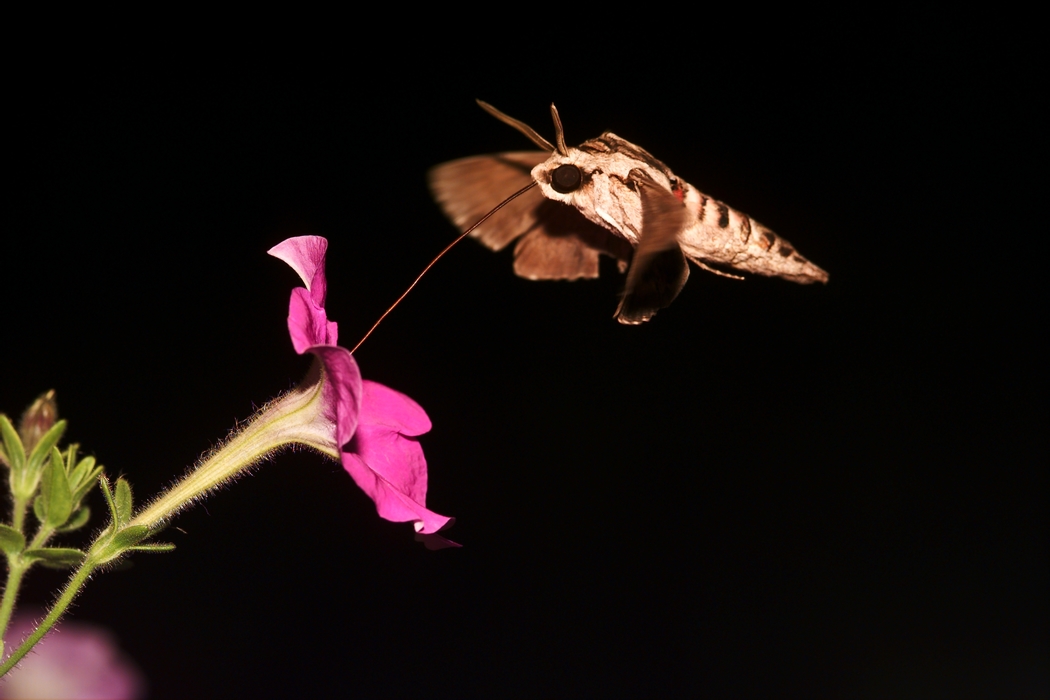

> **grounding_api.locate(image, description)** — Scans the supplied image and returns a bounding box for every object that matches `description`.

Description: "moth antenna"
[351,180,539,354]
[476,100,555,153]
[550,104,569,156]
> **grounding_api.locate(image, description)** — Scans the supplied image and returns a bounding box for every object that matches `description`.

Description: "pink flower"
[268,237,455,543]
[0,612,144,700]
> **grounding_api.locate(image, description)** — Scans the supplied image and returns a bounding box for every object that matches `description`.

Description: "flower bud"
[19,390,58,454]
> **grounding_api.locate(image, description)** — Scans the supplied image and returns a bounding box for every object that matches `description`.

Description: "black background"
[3,21,1044,699]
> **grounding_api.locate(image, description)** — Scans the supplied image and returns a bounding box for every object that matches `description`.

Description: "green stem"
[0,562,28,645]
[9,495,28,534]
[0,559,94,676]
[26,526,53,551]
[0,520,56,646]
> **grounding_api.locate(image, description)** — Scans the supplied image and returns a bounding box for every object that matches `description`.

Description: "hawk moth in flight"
[428,101,828,324]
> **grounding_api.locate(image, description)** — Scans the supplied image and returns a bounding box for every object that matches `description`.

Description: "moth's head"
[476,100,594,205]
[530,151,591,206]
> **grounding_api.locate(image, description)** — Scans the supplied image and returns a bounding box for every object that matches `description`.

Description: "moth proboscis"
[428,101,829,324]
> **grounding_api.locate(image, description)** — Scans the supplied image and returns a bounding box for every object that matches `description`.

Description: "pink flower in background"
[0,613,143,700]
[269,237,455,543]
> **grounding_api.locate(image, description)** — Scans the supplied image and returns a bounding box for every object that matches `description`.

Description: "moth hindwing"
[428,101,828,324]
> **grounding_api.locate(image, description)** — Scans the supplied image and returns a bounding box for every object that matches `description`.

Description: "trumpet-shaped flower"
[268,236,454,539]
[129,237,453,547]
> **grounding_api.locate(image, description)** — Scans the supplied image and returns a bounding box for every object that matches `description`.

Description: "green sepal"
[0,415,25,471]
[128,542,175,554]
[39,447,74,529]
[5,416,65,500]
[110,525,150,550]
[32,494,46,524]
[67,447,85,478]
[73,465,104,505]
[57,506,91,533]
[24,420,66,476]
[99,474,118,526]
[0,524,25,556]
[91,524,151,564]
[23,547,85,567]
[68,453,103,506]
[114,478,133,527]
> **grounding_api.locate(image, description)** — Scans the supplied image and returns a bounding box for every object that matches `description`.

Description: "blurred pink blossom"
[1,613,143,700]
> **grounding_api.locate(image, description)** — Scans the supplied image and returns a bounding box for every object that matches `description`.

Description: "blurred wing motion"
[428,152,632,282]
[428,101,828,324]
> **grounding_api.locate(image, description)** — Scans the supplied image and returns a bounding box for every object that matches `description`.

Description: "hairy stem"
[9,495,28,535]
[0,559,93,676]
[0,563,28,647]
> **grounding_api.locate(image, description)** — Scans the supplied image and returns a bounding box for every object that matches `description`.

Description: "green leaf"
[40,447,73,529]
[0,415,25,472]
[57,506,91,533]
[23,547,85,567]
[114,478,133,527]
[0,524,25,556]
[24,420,66,474]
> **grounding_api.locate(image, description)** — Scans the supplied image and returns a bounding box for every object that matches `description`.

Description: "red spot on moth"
[671,180,685,203]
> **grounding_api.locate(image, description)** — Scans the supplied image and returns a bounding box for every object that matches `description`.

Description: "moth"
[428,101,828,324]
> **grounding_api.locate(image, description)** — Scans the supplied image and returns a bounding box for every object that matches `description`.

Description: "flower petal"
[267,236,328,305]
[342,382,451,535]
[308,346,362,448]
[287,287,338,353]
[357,380,431,436]
[342,451,452,535]
[1,612,144,700]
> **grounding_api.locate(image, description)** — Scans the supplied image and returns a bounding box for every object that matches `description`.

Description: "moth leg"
[693,260,745,280]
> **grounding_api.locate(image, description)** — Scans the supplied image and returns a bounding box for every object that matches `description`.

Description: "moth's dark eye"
[550,164,582,193]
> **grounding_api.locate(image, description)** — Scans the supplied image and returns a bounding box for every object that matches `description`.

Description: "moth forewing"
[427,152,547,252]
[428,152,631,282]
